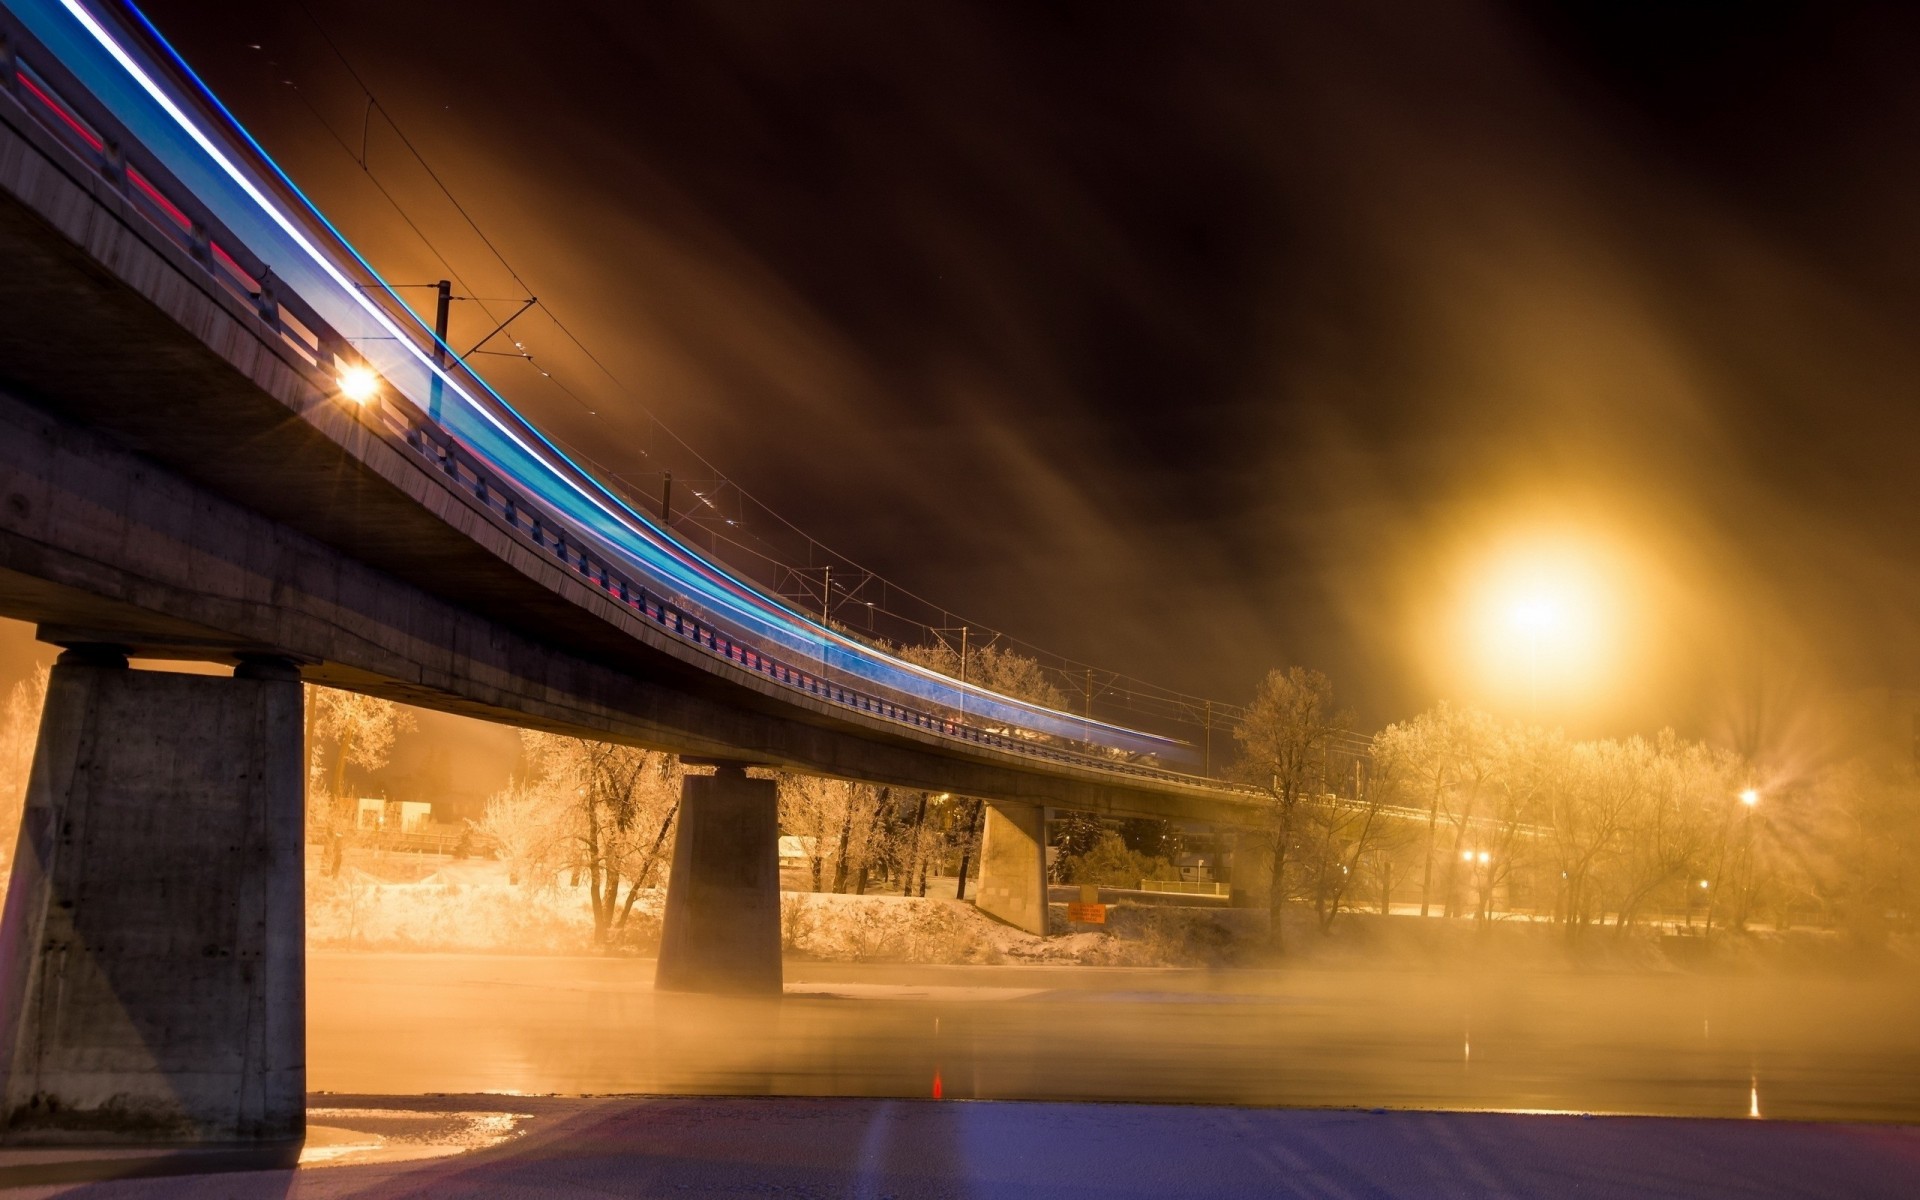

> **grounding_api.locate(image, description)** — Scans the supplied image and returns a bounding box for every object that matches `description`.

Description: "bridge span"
[0,0,1275,1158]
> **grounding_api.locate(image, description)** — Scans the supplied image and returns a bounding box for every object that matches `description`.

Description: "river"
[307,953,1920,1122]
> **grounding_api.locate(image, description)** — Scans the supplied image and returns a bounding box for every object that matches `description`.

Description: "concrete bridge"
[0,0,1273,1160]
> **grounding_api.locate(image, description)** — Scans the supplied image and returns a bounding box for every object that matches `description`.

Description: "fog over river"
[310,955,1920,1123]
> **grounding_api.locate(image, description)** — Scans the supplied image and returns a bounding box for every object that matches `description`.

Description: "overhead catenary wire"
[274,60,607,417]
[268,2,1276,752]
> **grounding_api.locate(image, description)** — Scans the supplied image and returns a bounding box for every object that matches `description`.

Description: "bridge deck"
[0,0,1262,824]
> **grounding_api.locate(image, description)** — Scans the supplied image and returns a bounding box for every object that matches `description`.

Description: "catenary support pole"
[428,278,451,423]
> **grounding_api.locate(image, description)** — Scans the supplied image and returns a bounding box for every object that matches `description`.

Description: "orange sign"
[1066,902,1107,925]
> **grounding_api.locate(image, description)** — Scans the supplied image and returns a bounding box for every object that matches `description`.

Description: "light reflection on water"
[308,953,1920,1123]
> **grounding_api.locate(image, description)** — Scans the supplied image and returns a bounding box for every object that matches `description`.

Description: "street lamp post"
[1705,788,1759,937]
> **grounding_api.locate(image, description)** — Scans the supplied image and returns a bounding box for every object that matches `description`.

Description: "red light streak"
[18,71,103,151]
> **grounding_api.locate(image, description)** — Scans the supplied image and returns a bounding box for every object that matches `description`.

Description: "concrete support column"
[1229,829,1275,911]
[655,765,781,994]
[973,799,1048,936]
[0,648,305,1151]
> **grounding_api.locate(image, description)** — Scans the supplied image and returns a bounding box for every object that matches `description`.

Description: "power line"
[270,3,1250,744]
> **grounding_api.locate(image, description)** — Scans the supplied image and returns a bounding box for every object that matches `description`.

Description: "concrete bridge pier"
[0,645,305,1155]
[972,799,1049,936]
[655,765,782,994]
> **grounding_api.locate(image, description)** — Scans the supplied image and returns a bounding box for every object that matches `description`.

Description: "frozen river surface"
[308,953,1920,1123]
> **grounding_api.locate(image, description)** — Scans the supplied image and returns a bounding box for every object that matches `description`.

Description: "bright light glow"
[1699,880,1710,889]
[1508,596,1561,636]
[336,365,380,404]
[1739,788,1760,807]
[1450,526,1631,713]
[1476,851,1490,865]
[1461,850,1474,862]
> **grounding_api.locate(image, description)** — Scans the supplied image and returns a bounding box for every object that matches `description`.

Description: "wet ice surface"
[299,1109,530,1167]
[308,953,1920,1123]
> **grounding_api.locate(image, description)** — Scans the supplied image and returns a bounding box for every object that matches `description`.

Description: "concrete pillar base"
[0,650,305,1146]
[1229,830,1275,911]
[655,766,781,994]
[973,800,1048,936]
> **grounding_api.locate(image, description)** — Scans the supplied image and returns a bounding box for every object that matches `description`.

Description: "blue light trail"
[6,0,1196,765]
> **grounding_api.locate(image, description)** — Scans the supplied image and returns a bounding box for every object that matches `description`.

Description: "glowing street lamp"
[1739,788,1760,808]
[1509,596,1560,637]
[1507,595,1559,708]
[1457,529,1626,715]
[336,364,381,404]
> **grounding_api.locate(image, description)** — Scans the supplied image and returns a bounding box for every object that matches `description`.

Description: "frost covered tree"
[478,774,569,888]
[1233,667,1350,949]
[778,774,886,893]
[520,731,681,944]
[896,639,1069,730]
[0,664,50,866]
[306,685,417,876]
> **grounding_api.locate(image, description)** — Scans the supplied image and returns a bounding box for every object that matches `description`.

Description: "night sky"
[130,0,1920,740]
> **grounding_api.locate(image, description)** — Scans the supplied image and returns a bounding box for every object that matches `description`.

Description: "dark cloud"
[137,0,1920,738]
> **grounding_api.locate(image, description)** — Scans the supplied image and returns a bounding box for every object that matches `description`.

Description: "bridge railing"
[0,0,1268,798]
[373,399,1263,791]
[0,14,340,381]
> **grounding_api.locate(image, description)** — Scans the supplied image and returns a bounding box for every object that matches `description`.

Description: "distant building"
[1176,854,1216,884]
[355,797,433,833]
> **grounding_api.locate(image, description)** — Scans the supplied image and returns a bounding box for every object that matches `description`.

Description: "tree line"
[1230,668,1920,948]
[4,647,1907,957]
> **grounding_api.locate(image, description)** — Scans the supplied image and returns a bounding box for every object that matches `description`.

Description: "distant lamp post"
[1739,787,1760,807]
[1462,850,1493,921]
